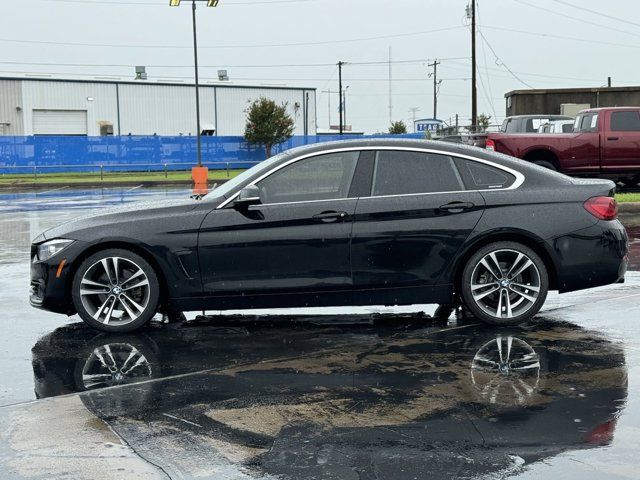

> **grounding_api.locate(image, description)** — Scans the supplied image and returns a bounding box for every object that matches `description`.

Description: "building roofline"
[505,86,640,98]
[0,75,316,92]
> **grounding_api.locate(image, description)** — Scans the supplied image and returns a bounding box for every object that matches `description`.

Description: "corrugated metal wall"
[0,80,24,135]
[21,81,119,136]
[0,78,316,136]
[118,83,216,136]
[215,86,315,136]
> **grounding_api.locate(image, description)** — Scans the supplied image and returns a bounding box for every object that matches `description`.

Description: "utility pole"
[428,59,441,120]
[338,61,344,135]
[470,0,478,129]
[388,46,393,125]
[342,85,349,130]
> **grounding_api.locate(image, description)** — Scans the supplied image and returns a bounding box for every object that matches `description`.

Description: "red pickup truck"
[486,107,640,184]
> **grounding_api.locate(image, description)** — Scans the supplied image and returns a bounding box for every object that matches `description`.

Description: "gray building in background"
[0,77,317,136]
[505,86,640,117]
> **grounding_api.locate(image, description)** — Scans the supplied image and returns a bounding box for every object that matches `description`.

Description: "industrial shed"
[0,77,317,136]
[504,85,640,117]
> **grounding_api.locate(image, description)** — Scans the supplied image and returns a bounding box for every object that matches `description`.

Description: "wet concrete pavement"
[1,187,640,479]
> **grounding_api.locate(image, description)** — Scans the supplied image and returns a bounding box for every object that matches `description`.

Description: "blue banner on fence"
[0,134,425,174]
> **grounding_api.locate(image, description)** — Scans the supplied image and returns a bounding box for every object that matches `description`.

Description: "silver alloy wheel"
[471,335,541,406]
[81,342,153,390]
[470,249,541,320]
[79,256,151,326]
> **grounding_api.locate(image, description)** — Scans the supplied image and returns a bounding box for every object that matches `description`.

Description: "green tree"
[388,120,408,134]
[477,113,492,132]
[244,97,295,158]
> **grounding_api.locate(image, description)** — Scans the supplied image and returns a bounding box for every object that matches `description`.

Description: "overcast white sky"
[2,0,639,133]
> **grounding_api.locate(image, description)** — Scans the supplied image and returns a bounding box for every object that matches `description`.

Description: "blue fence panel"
[0,133,426,174]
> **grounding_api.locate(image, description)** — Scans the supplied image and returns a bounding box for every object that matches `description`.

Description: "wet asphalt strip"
[1,288,637,480]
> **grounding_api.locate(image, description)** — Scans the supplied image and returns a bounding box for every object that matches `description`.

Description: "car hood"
[37,195,223,243]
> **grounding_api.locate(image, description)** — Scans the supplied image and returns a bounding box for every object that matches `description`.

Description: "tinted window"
[454,158,515,189]
[562,123,574,133]
[575,113,598,133]
[257,151,358,204]
[610,111,640,131]
[372,151,463,196]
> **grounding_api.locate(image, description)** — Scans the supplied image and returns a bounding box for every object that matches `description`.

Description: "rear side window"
[562,123,573,133]
[574,113,599,133]
[372,151,463,196]
[610,111,640,131]
[454,158,516,190]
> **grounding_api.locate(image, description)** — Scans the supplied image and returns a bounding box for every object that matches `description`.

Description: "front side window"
[371,151,463,196]
[610,111,640,132]
[257,151,359,204]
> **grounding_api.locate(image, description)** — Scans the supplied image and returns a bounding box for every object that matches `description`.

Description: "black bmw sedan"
[30,139,628,332]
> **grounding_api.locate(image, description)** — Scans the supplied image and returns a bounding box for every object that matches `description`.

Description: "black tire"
[72,248,160,333]
[460,242,548,326]
[532,160,557,171]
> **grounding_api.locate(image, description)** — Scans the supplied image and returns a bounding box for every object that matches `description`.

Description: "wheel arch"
[452,230,559,293]
[65,240,170,312]
[522,148,560,169]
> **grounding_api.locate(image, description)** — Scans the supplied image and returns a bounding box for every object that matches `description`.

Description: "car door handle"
[607,136,619,141]
[439,202,475,213]
[313,211,347,223]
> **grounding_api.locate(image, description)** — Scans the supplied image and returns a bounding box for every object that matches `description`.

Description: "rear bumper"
[551,220,628,294]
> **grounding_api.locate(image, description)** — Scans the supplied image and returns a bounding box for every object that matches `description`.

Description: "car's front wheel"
[72,248,160,332]
[460,242,548,325]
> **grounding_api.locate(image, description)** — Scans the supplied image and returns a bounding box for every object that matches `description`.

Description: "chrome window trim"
[217,146,525,209]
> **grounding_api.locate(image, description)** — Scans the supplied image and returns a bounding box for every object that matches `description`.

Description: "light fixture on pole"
[169,0,220,186]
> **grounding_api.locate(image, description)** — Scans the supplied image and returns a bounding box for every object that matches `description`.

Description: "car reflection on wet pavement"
[0,187,639,479]
[26,318,627,479]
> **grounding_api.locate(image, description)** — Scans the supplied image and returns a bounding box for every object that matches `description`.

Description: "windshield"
[204,152,288,200]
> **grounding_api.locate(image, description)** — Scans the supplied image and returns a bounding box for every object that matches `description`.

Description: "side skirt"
[169,284,454,312]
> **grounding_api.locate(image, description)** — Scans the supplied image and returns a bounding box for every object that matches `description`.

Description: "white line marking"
[162,413,202,428]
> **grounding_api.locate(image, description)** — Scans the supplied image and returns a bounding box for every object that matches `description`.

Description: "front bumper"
[29,240,87,315]
[551,219,628,294]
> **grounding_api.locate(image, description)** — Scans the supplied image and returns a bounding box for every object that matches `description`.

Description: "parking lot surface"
[1,187,640,479]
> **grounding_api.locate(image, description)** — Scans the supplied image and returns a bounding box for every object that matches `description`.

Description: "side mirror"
[234,185,261,208]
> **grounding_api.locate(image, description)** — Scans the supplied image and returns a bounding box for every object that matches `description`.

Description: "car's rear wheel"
[460,242,548,325]
[72,249,160,332]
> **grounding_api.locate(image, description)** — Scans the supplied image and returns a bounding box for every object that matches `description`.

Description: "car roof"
[581,106,640,113]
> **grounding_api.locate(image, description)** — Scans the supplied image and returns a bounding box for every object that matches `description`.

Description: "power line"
[0,70,470,82]
[475,28,534,88]
[483,25,640,50]
[512,0,640,39]
[39,0,319,5]
[551,0,640,29]
[0,25,466,50]
[0,57,469,69]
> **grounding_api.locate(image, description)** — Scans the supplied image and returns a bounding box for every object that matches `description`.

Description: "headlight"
[37,239,74,261]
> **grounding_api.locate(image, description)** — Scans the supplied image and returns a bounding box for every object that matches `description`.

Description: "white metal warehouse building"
[0,77,317,136]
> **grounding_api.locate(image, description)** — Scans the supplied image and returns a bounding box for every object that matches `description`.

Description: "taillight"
[584,196,618,221]
[486,139,495,151]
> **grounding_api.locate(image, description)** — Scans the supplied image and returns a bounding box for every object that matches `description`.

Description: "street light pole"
[191,0,202,167]
[170,0,220,176]
[338,61,344,135]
